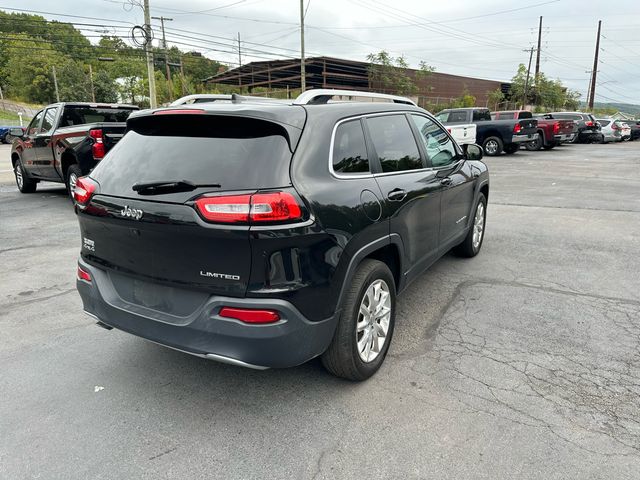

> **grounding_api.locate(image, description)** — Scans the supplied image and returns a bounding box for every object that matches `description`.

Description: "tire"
[4,134,14,144]
[321,259,396,381]
[14,159,37,193]
[569,133,580,144]
[482,136,503,156]
[66,164,82,201]
[503,143,519,155]
[542,142,556,150]
[454,193,487,258]
[525,134,543,151]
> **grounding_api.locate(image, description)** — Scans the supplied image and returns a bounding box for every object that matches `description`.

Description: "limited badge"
[83,237,95,252]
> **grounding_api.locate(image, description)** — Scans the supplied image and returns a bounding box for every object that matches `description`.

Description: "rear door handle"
[440,177,452,186]
[387,188,407,201]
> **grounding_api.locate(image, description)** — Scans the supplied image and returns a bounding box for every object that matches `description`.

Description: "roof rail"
[230,93,287,104]
[293,89,417,106]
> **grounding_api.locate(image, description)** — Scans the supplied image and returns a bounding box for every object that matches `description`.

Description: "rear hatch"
[77,110,303,298]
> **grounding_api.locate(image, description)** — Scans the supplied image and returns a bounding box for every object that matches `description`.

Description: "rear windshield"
[61,106,136,126]
[91,115,293,196]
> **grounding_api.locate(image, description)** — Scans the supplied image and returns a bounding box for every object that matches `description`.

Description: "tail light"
[73,176,97,206]
[513,123,522,134]
[194,191,303,225]
[77,265,92,282]
[585,121,594,127]
[219,307,280,324]
[553,122,560,135]
[89,128,105,159]
[611,123,619,130]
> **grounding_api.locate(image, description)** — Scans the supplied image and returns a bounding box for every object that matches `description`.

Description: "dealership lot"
[1,142,639,479]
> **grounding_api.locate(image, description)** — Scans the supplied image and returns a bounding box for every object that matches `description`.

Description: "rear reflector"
[73,176,97,206]
[195,191,303,224]
[219,307,280,324]
[77,266,92,282]
[153,109,205,115]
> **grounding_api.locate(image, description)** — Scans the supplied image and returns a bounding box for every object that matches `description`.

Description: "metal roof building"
[204,56,510,105]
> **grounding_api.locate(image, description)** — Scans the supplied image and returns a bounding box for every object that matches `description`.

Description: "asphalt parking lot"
[1,141,639,479]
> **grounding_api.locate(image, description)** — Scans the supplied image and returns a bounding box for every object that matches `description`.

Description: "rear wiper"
[132,180,221,195]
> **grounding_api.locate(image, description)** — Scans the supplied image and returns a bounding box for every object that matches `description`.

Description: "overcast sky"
[5,0,640,104]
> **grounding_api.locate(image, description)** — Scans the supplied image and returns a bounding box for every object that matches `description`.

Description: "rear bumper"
[554,134,572,141]
[511,133,538,143]
[77,259,338,369]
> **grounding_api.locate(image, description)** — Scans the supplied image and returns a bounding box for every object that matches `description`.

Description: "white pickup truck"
[444,122,477,146]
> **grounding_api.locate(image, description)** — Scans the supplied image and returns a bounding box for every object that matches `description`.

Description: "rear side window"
[91,115,293,196]
[332,120,369,174]
[61,107,135,126]
[472,110,491,121]
[366,115,422,173]
[599,120,610,127]
[449,111,468,123]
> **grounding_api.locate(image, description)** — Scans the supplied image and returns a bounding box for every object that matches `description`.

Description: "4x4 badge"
[120,205,143,220]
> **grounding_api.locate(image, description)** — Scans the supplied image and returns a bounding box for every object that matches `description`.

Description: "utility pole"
[535,16,542,79]
[299,0,306,92]
[88,64,96,102]
[179,57,187,95]
[237,32,242,91]
[143,0,157,108]
[52,65,60,102]
[588,20,602,110]
[152,15,173,102]
[523,47,535,109]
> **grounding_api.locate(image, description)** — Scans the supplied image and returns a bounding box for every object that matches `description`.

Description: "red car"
[492,110,575,150]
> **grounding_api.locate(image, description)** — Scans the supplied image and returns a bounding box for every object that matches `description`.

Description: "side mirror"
[9,127,24,137]
[463,143,483,161]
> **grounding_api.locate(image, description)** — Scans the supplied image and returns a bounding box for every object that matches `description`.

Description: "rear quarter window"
[332,120,369,175]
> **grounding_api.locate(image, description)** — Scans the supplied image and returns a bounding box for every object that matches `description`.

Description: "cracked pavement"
[1,141,639,479]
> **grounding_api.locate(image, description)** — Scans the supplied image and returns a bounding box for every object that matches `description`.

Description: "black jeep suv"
[74,90,489,381]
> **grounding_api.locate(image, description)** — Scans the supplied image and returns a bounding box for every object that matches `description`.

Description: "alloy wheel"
[356,279,392,363]
[15,164,23,190]
[472,202,485,249]
[484,140,498,155]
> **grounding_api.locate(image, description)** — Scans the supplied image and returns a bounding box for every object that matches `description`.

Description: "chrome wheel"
[356,279,391,363]
[472,202,485,250]
[484,140,498,155]
[15,163,23,190]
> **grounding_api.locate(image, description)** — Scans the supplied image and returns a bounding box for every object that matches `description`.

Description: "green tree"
[487,87,505,111]
[93,70,118,103]
[367,51,434,96]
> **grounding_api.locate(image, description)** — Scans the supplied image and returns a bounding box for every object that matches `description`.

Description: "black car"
[546,111,601,143]
[74,90,489,381]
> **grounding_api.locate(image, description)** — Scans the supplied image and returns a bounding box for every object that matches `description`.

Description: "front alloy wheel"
[472,201,485,250]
